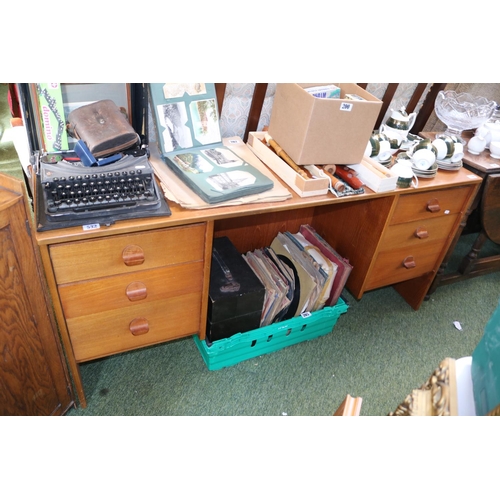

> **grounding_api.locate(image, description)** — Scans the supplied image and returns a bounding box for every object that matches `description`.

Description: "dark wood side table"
[422,131,500,298]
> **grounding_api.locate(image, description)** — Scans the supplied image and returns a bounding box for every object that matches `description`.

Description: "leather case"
[66,99,140,157]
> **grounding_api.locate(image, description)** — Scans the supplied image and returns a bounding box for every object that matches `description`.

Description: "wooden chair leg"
[458,231,488,275]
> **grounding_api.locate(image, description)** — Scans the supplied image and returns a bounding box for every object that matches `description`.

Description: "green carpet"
[1,84,499,416]
[63,269,499,416]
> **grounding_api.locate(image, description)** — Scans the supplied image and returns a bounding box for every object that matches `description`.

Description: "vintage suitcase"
[207,236,266,343]
[16,83,171,232]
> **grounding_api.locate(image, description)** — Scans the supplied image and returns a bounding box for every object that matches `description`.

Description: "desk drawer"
[50,223,206,284]
[365,239,445,290]
[379,215,457,251]
[390,187,470,225]
[68,291,202,362]
[58,261,204,318]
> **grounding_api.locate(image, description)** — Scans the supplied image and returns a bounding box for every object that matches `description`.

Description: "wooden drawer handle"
[129,317,149,336]
[126,281,147,301]
[415,227,429,239]
[427,198,440,213]
[403,256,416,269]
[122,245,145,266]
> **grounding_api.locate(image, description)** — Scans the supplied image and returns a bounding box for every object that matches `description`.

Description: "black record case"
[207,236,266,343]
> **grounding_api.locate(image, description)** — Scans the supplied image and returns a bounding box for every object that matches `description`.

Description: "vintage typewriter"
[35,148,171,231]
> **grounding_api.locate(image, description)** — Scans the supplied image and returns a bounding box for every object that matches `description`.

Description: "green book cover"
[149,83,273,204]
[37,83,69,151]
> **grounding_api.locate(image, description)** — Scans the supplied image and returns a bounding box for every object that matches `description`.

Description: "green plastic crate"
[194,298,348,370]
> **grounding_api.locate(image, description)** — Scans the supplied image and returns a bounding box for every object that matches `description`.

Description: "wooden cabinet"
[38,219,213,407]
[51,224,207,362]
[364,186,472,291]
[0,173,74,416]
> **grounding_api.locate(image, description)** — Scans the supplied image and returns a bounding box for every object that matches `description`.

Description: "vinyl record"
[276,254,300,320]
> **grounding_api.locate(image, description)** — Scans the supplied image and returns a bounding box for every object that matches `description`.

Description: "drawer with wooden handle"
[390,186,470,225]
[365,239,447,290]
[58,260,204,318]
[68,291,202,362]
[49,223,206,284]
[377,215,458,252]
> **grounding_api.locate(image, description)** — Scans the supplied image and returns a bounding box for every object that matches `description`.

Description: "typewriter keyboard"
[39,157,163,222]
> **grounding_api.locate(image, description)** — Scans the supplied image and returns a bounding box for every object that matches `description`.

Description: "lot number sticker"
[340,102,354,112]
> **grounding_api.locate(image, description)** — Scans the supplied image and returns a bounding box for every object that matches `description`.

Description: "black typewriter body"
[36,152,172,231]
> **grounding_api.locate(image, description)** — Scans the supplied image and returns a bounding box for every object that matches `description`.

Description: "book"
[149,83,274,204]
[36,83,69,151]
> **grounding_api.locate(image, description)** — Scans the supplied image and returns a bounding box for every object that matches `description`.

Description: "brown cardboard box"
[268,83,382,166]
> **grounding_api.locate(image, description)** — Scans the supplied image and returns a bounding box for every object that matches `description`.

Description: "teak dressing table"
[31,160,481,407]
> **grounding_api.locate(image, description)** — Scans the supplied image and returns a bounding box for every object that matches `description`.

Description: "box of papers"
[194,298,348,371]
[348,156,398,193]
[268,83,382,165]
[247,131,330,197]
[207,237,266,342]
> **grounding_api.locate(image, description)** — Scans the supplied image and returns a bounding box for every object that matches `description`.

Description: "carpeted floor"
[1,83,499,416]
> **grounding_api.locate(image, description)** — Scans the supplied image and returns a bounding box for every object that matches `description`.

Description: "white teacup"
[381,127,404,153]
[411,148,436,170]
[467,135,487,155]
[369,133,392,162]
[392,159,418,188]
[450,142,464,162]
[489,141,500,159]
[432,138,449,160]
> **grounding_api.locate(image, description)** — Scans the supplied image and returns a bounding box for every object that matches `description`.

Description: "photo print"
[189,98,221,145]
[162,83,207,99]
[172,153,213,174]
[201,147,244,167]
[206,171,257,192]
[157,102,192,153]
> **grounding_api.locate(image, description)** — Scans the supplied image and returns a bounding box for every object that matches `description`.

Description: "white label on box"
[340,102,354,112]
[82,223,100,231]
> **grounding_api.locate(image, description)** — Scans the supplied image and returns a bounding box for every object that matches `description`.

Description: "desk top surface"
[34,160,482,246]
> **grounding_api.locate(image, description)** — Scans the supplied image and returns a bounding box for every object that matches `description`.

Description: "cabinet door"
[0,174,74,416]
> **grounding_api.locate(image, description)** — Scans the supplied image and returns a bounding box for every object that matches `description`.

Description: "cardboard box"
[348,156,398,193]
[207,237,265,342]
[268,83,382,166]
[247,131,330,197]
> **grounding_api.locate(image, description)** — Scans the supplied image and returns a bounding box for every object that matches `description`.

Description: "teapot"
[381,106,417,141]
[476,120,500,148]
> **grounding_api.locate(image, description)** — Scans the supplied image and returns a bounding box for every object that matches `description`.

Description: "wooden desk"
[34,160,481,407]
[421,131,500,298]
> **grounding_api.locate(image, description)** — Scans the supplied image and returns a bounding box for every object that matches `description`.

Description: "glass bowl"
[434,90,497,143]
